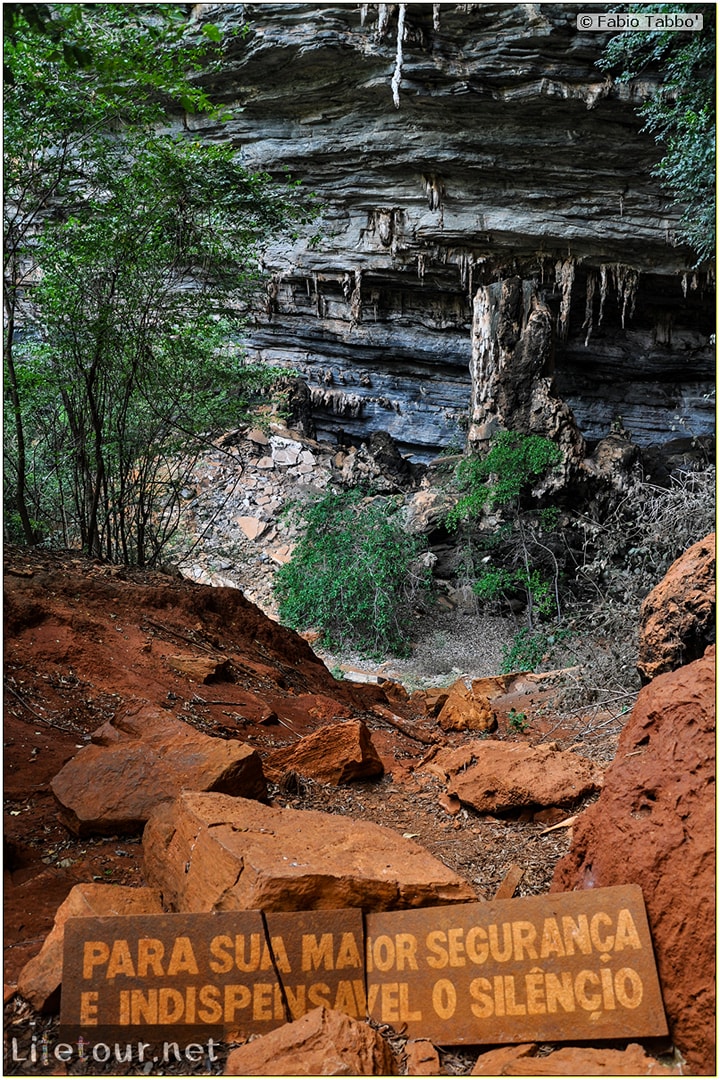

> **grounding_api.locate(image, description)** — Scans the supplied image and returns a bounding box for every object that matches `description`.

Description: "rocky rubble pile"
[170,421,427,615]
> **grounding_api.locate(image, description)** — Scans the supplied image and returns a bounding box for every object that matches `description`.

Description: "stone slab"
[18,885,163,1013]
[365,886,667,1045]
[51,710,267,835]
[143,793,477,913]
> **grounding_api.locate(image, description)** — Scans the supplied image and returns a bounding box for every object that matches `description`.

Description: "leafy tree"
[598,3,715,262]
[274,491,431,656]
[4,5,315,560]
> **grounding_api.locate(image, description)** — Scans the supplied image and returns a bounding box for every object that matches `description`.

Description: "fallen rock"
[409,686,450,718]
[436,677,497,733]
[437,792,462,816]
[17,884,163,1011]
[224,1006,397,1075]
[263,720,384,785]
[637,532,715,683]
[166,654,232,682]
[235,515,269,541]
[51,708,267,836]
[143,792,477,912]
[468,674,517,699]
[471,1044,538,1075]
[433,740,602,814]
[405,1039,442,1075]
[476,1043,680,1075]
[552,647,715,1075]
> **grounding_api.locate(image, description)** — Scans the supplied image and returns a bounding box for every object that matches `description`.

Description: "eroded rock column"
[468,276,586,483]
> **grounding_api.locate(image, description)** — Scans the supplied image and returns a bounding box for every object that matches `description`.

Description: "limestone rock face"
[224,1006,397,1076]
[432,740,602,814]
[188,4,714,460]
[17,884,163,1012]
[263,719,384,784]
[552,648,716,1075]
[51,708,267,836]
[142,792,477,913]
[637,532,716,683]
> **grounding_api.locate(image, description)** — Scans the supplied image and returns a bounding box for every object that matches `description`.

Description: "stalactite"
[598,264,609,327]
[375,208,394,247]
[614,264,639,329]
[265,275,279,319]
[417,252,427,283]
[310,387,363,419]
[450,250,477,304]
[432,4,441,31]
[350,267,363,326]
[597,263,639,329]
[377,3,391,37]
[423,173,445,210]
[312,272,325,318]
[554,257,575,339]
[582,271,596,346]
[391,3,406,109]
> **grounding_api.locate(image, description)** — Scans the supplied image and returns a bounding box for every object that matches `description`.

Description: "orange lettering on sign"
[79,991,98,1026]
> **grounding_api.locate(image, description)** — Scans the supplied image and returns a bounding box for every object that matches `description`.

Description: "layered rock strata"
[188,3,714,459]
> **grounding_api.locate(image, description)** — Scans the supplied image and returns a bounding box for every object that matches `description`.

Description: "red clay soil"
[4,546,594,1076]
[3,545,383,983]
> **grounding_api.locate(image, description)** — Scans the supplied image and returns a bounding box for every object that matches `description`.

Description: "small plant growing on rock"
[507,708,530,733]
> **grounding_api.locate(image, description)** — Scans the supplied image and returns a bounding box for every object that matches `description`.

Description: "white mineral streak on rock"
[391,4,406,109]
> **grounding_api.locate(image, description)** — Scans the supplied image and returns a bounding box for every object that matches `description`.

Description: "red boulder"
[552,647,716,1074]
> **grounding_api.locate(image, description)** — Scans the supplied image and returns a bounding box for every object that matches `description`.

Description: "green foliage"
[507,708,530,733]
[501,627,572,675]
[274,491,431,657]
[445,431,564,635]
[447,431,562,528]
[473,563,556,621]
[598,3,715,262]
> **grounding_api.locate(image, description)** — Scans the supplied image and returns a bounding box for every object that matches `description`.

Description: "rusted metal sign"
[59,910,286,1044]
[59,887,667,1047]
[366,886,668,1044]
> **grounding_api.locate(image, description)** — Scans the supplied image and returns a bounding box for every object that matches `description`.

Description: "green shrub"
[501,627,572,674]
[274,490,431,656]
[446,431,565,630]
[447,431,563,528]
